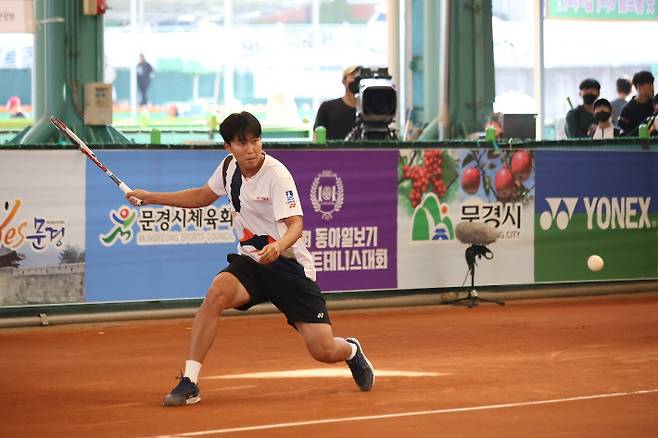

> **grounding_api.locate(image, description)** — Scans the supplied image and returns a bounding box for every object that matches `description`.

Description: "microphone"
[455,221,498,245]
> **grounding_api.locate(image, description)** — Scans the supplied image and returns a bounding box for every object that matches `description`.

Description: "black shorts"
[221,253,330,327]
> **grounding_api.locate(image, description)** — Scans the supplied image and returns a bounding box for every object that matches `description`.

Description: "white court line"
[203,368,444,379]
[151,388,658,437]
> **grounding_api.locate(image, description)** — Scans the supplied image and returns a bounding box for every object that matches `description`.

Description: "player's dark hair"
[632,71,655,87]
[579,78,601,91]
[616,78,632,94]
[219,111,262,144]
[592,98,612,111]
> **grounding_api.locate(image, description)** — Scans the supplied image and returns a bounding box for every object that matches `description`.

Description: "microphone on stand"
[446,221,504,307]
[455,221,498,245]
[455,221,497,274]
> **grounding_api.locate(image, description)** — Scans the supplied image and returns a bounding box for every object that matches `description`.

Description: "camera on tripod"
[345,66,398,141]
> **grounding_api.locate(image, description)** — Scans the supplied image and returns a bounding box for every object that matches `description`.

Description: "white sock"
[346,341,357,361]
[184,360,202,383]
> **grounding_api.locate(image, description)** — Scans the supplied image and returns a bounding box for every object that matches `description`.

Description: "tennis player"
[126,111,374,406]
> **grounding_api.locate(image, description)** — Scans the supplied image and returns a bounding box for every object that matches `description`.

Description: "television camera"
[345,67,398,141]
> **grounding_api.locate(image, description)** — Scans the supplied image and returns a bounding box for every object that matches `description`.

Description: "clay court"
[1,292,658,437]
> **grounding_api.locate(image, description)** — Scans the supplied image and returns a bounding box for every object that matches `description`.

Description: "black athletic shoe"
[345,337,375,391]
[163,374,201,407]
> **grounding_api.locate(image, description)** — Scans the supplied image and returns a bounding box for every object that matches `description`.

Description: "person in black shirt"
[313,66,359,141]
[136,54,154,106]
[618,70,654,136]
[648,93,658,137]
[565,78,600,138]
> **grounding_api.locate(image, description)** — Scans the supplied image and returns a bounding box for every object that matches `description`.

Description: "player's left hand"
[257,242,282,264]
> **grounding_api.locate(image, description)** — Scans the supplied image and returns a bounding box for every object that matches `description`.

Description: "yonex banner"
[534,151,658,282]
[397,148,536,288]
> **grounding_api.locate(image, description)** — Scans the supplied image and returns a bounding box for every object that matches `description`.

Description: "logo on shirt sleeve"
[285,190,297,208]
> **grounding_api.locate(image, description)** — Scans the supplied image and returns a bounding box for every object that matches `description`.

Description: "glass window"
[104,0,389,125]
[492,0,658,139]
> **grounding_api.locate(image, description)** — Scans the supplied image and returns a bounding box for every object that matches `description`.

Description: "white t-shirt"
[207,153,316,281]
[591,125,616,139]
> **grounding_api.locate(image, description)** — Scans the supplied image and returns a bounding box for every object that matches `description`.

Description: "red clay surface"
[1,292,658,437]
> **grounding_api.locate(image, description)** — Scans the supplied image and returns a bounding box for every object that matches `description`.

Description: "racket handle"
[118,182,144,206]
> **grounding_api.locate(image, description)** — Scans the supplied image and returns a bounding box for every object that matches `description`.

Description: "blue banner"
[534,150,658,282]
[535,151,658,213]
[85,150,234,302]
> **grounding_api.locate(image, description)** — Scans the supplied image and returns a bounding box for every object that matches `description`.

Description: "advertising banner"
[397,148,536,288]
[0,151,85,305]
[85,150,235,301]
[5,147,655,307]
[546,0,658,21]
[270,150,398,292]
[0,0,35,33]
[534,150,658,282]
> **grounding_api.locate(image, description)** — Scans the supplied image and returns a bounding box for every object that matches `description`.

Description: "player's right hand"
[126,189,150,206]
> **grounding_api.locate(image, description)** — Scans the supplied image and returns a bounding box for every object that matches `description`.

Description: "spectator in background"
[167,104,179,118]
[648,93,658,137]
[6,96,25,118]
[610,77,632,125]
[618,70,654,136]
[565,78,600,138]
[136,54,154,106]
[265,92,299,125]
[590,98,619,139]
[313,65,359,141]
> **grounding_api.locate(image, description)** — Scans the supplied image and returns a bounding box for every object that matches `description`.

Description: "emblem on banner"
[99,205,137,247]
[411,193,454,241]
[310,170,344,221]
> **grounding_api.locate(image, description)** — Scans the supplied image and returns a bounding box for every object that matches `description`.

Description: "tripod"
[345,120,397,141]
[445,244,505,308]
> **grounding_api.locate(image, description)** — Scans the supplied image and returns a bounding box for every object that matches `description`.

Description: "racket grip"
[118,182,144,206]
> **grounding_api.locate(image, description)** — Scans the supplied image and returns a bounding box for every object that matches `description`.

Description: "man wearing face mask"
[313,66,359,141]
[565,78,601,138]
[618,71,655,136]
[590,98,619,139]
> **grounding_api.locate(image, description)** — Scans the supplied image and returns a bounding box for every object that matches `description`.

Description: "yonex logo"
[540,196,653,231]
[539,197,578,231]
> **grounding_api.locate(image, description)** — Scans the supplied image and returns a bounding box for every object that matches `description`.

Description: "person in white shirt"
[126,111,374,407]
[590,98,619,140]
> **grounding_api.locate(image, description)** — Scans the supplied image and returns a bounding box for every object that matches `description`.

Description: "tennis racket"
[50,116,143,206]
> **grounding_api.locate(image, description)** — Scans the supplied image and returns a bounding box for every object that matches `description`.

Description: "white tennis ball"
[587,255,604,272]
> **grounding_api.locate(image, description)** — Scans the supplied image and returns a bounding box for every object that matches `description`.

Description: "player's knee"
[205,284,232,310]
